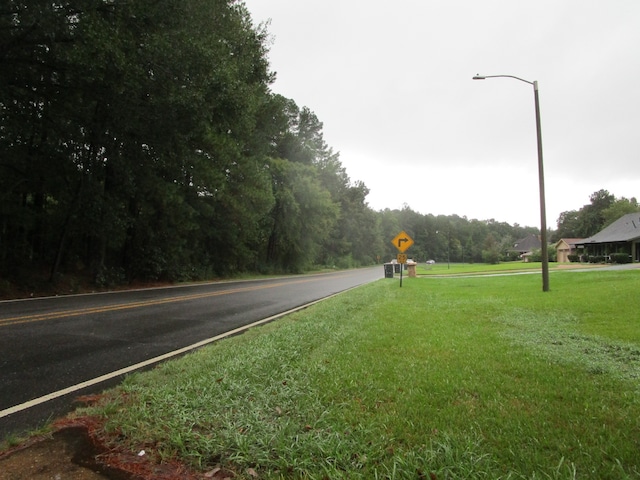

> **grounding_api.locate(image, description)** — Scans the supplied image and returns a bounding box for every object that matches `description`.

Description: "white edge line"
[0,289,352,419]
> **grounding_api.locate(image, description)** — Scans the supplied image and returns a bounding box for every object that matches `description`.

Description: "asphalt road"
[0,267,383,439]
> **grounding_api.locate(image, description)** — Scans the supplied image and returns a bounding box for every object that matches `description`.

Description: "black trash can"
[383,263,394,278]
[394,263,401,273]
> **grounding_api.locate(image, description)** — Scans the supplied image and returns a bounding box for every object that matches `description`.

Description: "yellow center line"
[0,275,339,328]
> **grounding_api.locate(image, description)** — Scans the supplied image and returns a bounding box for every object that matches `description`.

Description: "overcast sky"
[243,1,640,228]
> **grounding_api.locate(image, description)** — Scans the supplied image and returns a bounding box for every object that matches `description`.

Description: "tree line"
[1,0,383,287]
[2,2,637,292]
[554,189,639,240]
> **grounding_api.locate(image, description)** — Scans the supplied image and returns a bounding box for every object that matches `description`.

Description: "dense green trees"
[0,0,383,285]
[4,1,256,278]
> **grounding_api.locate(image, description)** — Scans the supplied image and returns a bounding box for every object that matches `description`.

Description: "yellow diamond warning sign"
[391,231,414,253]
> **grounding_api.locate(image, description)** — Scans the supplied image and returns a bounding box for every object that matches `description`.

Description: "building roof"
[509,233,541,252]
[555,238,584,247]
[579,213,640,244]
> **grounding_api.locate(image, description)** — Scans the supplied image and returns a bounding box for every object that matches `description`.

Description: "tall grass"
[81,269,640,479]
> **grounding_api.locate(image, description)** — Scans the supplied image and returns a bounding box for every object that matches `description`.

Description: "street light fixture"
[473,74,550,292]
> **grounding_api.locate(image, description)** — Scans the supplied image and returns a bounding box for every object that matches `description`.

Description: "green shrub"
[610,253,631,264]
[567,254,580,262]
[482,249,500,264]
[528,248,553,263]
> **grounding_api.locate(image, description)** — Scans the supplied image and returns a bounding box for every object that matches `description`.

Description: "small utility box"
[383,263,394,278]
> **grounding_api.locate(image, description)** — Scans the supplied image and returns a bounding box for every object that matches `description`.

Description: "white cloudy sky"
[243,1,640,228]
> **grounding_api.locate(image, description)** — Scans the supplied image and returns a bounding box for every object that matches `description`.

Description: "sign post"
[391,231,414,287]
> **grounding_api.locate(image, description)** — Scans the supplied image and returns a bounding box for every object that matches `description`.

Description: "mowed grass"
[81,269,640,479]
[417,261,573,276]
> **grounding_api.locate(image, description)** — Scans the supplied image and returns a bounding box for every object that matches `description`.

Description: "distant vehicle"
[426,259,435,264]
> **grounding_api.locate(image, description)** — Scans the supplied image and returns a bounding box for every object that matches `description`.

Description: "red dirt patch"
[0,415,236,480]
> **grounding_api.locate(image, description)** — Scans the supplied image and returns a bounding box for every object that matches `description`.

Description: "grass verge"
[77,269,640,479]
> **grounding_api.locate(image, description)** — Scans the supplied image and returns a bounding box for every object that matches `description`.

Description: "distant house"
[575,213,640,262]
[554,238,584,263]
[507,234,541,262]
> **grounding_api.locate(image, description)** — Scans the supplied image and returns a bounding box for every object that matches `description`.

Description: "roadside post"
[391,230,414,287]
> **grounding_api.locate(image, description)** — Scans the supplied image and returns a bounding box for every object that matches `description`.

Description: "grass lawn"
[77,268,640,479]
[416,261,578,276]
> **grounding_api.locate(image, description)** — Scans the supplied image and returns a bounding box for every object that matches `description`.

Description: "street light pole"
[435,229,451,269]
[473,74,550,292]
